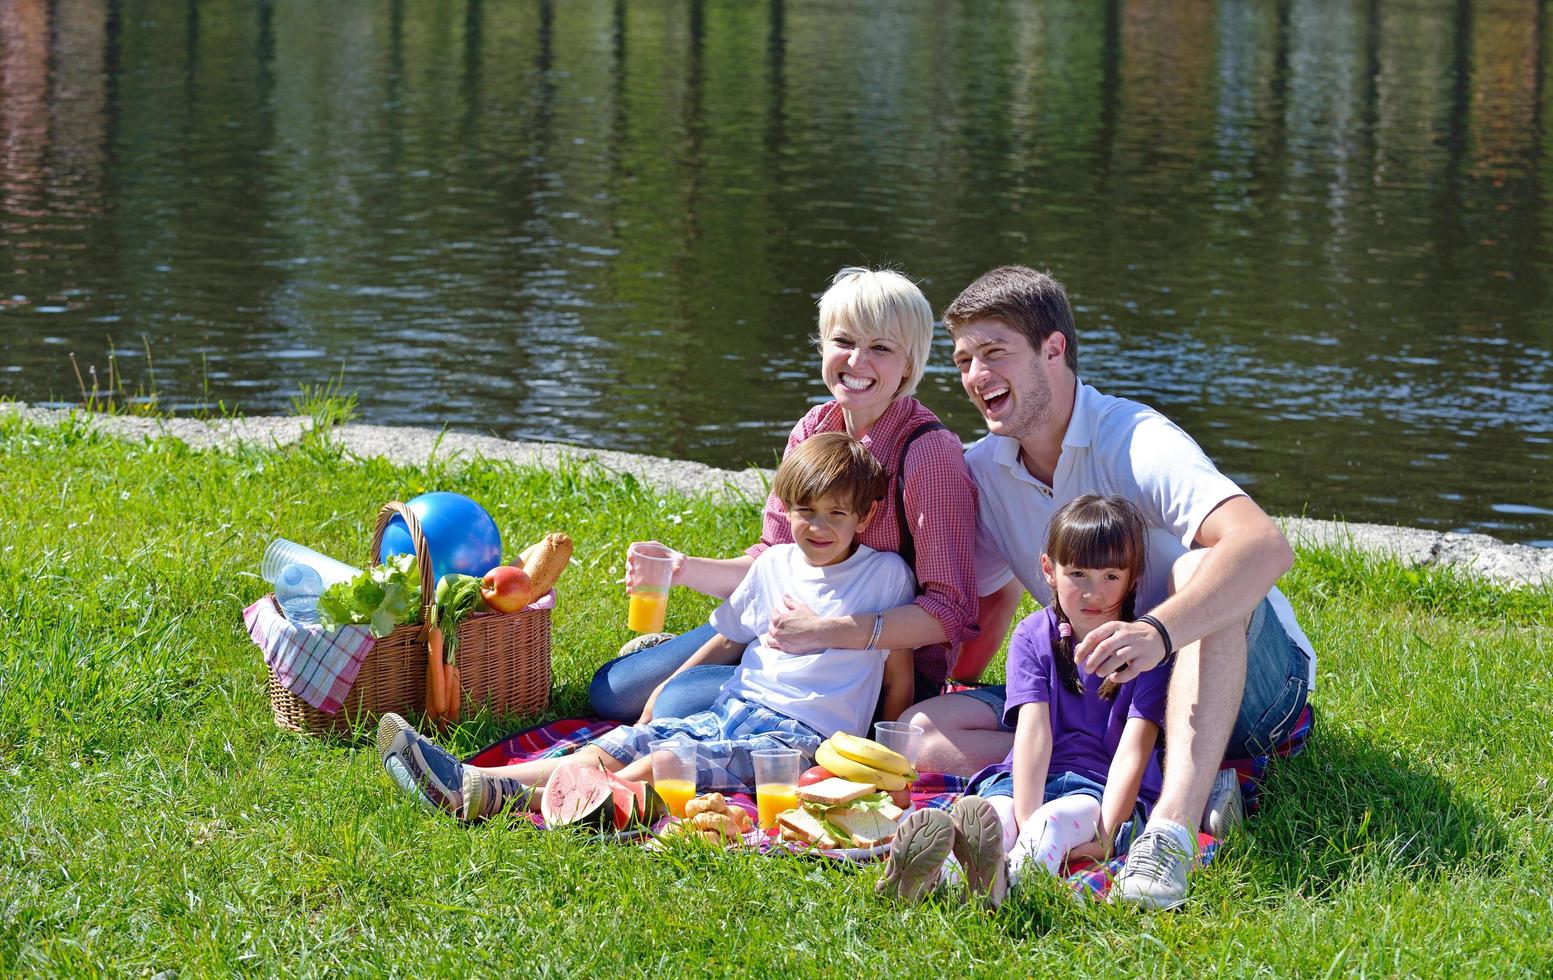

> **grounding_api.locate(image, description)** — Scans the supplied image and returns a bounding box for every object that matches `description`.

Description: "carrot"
[444,662,463,723]
[426,627,448,726]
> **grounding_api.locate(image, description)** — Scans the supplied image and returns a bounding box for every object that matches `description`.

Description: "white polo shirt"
[966,381,1315,687]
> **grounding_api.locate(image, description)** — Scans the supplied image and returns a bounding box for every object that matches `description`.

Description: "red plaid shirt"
[746,397,980,684]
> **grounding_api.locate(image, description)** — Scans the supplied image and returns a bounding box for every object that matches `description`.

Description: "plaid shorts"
[590,697,824,794]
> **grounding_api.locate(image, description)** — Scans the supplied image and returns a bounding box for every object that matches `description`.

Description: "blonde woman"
[592,267,979,722]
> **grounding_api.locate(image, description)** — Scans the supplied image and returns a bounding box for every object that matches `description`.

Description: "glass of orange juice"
[751,747,801,831]
[626,543,676,633]
[649,739,698,818]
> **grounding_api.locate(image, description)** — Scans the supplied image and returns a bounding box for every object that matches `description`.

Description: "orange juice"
[756,783,799,829]
[628,590,668,633]
[655,777,697,818]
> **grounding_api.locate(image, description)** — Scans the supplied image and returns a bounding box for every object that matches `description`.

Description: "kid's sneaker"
[949,796,1009,909]
[461,768,534,823]
[876,808,955,903]
[377,713,464,816]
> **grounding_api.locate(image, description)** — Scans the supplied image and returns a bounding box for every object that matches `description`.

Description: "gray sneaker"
[1202,768,1245,839]
[1114,827,1193,910]
[950,796,1009,909]
[876,808,955,903]
[461,767,534,823]
[617,632,675,657]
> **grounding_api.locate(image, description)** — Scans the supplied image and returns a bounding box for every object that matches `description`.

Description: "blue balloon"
[377,492,502,587]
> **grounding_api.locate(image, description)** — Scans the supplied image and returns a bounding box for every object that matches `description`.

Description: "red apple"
[798,766,833,787]
[481,563,533,613]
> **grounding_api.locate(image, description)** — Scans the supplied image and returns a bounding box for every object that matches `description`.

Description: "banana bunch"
[814,732,918,791]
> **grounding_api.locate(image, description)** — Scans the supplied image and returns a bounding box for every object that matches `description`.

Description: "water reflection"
[0,0,1549,544]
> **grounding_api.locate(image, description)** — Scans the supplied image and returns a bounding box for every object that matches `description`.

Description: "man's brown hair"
[771,431,887,516]
[943,265,1079,373]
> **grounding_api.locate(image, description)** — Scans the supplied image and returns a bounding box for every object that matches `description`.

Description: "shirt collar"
[853,395,917,450]
[991,379,1090,473]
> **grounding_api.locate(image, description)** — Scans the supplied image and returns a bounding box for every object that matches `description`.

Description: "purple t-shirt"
[976,607,1171,812]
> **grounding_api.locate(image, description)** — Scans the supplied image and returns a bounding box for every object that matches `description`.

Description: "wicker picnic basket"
[266,501,553,735]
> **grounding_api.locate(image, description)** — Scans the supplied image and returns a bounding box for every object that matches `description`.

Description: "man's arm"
[1079,495,1293,683]
[878,648,914,722]
[950,579,1023,682]
[638,632,745,723]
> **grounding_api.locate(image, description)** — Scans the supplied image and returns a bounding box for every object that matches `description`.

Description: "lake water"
[2,0,1551,545]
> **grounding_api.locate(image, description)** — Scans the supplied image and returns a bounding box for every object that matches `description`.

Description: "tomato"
[798,766,833,787]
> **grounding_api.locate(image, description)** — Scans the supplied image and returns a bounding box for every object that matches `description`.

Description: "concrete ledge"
[5,401,1547,589]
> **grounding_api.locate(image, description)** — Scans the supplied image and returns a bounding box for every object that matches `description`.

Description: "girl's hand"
[1077,620,1168,685]
[625,541,685,590]
[765,594,834,654]
[1066,838,1110,864]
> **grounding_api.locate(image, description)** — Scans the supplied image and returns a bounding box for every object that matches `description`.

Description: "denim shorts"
[954,596,1313,758]
[968,769,1146,854]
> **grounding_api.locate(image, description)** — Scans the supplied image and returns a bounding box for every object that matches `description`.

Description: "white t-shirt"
[710,543,917,738]
[966,381,1316,688]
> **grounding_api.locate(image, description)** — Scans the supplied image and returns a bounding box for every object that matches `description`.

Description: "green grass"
[1,410,1549,975]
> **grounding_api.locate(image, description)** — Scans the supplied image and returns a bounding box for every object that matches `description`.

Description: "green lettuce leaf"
[317,554,422,637]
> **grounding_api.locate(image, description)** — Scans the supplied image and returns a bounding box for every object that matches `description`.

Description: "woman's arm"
[1011,701,1052,829]
[1091,717,1160,857]
[878,648,914,722]
[637,632,745,723]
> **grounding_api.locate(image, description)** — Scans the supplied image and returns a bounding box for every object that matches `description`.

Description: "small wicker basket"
[266,501,553,735]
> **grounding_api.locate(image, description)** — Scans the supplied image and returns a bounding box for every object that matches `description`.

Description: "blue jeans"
[588,623,732,722]
[953,597,1312,759]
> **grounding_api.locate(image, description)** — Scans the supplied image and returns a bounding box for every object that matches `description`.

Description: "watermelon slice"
[539,758,614,828]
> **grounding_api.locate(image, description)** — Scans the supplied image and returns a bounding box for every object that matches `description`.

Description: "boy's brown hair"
[943,265,1080,373]
[772,431,887,516]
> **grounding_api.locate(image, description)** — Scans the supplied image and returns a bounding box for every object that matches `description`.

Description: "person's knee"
[1167,549,1211,594]
[587,658,638,721]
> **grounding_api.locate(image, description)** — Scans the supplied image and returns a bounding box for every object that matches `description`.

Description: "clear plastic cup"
[649,739,698,818]
[626,543,675,633]
[873,721,925,767]
[751,747,801,830]
[261,539,361,588]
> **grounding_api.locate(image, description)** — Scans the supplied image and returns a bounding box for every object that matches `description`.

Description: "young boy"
[378,431,918,821]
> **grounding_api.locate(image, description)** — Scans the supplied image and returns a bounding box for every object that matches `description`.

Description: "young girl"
[878,494,1171,906]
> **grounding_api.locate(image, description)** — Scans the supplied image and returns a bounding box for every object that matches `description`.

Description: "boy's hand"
[625,541,684,590]
[766,595,833,654]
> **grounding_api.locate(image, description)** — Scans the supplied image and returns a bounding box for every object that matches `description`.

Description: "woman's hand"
[625,541,685,590]
[765,595,840,654]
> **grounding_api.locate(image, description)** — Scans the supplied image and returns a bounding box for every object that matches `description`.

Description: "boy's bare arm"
[638,632,745,724]
[878,648,914,722]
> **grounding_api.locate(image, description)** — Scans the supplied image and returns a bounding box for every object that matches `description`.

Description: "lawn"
[1,409,1549,975]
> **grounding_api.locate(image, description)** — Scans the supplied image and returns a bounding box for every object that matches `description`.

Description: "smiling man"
[903,266,1317,910]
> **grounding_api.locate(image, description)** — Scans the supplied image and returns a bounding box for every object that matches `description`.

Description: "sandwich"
[776,779,909,849]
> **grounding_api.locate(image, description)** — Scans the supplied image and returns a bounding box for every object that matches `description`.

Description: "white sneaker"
[1202,768,1245,838]
[1114,827,1193,910]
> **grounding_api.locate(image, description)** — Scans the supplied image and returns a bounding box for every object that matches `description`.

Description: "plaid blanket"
[244,595,376,715]
[466,704,1314,897]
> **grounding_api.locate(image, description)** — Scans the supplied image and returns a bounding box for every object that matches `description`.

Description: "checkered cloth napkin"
[244,595,376,715]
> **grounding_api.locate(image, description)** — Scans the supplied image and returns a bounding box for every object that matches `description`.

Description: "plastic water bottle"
[275,563,324,626]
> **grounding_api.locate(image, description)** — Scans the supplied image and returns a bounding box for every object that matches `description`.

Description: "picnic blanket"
[244,595,376,714]
[467,705,1314,897]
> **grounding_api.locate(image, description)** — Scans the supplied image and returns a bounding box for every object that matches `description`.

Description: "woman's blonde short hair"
[815,266,935,399]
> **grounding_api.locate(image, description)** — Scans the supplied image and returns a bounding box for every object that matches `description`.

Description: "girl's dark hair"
[1045,494,1148,700]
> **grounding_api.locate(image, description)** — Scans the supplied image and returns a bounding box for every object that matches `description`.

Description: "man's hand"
[1077,619,1169,685]
[765,594,839,654]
